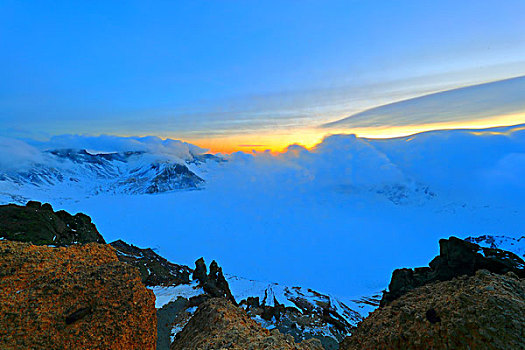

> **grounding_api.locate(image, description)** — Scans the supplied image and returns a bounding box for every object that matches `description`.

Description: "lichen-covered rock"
[0,201,105,245]
[0,240,156,350]
[171,297,324,350]
[341,270,525,350]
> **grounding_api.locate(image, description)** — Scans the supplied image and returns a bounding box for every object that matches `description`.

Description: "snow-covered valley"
[1,125,524,306]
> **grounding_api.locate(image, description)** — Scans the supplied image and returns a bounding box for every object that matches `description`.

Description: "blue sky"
[1,1,525,151]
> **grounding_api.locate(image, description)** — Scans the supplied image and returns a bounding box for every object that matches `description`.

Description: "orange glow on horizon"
[182,112,525,154]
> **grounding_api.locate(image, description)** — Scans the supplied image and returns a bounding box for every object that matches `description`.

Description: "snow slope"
[152,274,377,342]
[465,235,525,258]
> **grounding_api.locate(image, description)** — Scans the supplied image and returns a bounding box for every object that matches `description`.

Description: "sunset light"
[1,1,525,349]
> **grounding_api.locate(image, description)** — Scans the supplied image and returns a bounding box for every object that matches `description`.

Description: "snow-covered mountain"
[0,144,226,203]
[0,133,438,206]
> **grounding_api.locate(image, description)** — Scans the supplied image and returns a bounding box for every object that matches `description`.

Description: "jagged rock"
[0,201,105,245]
[0,240,156,350]
[193,257,208,283]
[236,286,358,348]
[381,236,525,305]
[260,297,286,322]
[110,239,191,286]
[192,258,237,305]
[340,270,525,350]
[170,298,324,350]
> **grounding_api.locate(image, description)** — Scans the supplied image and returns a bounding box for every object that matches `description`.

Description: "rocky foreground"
[1,201,524,349]
[0,240,156,350]
[341,270,525,349]
[341,237,525,349]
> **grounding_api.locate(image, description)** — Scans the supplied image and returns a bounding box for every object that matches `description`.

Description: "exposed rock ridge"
[0,201,105,245]
[4,149,207,195]
[110,239,192,286]
[381,236,525,305]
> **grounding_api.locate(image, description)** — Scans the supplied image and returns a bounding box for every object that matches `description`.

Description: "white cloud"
[0,137,46,171]
[322,76,525,129]
[40,134,208,161]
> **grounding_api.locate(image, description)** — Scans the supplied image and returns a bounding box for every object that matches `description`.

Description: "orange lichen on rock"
[0,240,157,350]
[340,270,525,350]
[171,297,324,350]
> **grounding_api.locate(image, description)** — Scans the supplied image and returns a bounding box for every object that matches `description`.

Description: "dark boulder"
[245,296,260,310]
[0,201,105,246]
[381,236,525,305]
[188,294,210,307]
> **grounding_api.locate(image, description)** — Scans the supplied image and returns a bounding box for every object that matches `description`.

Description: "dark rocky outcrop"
[110,239,192,286]
[0,240,157,350]
[340,270,525,350]
[170,298,324,350]
[0,201,193,287]
[381,236,525,305]
[0,201,105,245]
[239,289,357,349]
[192,257,237,305]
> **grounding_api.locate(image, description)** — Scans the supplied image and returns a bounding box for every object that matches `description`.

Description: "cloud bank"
[34,135,207,160]
[0,137,45,171]
[2,123,525,204]
[322,76,525,129]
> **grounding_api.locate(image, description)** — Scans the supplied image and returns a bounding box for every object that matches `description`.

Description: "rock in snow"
[465,234,525,258]
[341,237,525,350]
[2,201,524,349]
[110,239,192,287]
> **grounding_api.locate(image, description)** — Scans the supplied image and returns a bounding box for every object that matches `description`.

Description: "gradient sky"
[1,1,525,152]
